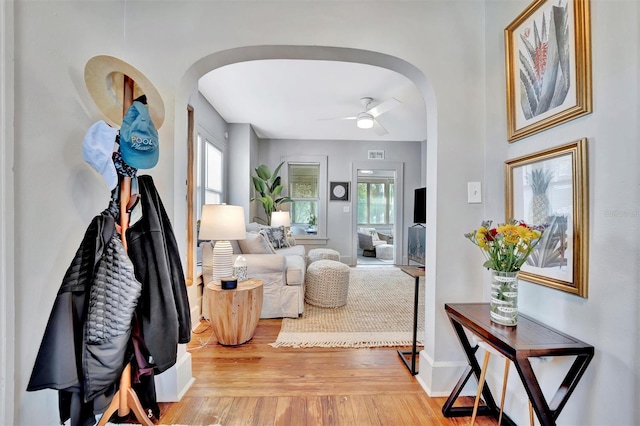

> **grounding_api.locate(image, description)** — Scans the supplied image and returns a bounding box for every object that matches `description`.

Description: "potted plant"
[251,162,292,225]
[308,214,317,232]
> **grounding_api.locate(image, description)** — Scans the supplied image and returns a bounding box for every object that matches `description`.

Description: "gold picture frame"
[505,138,588,297]
[505,0,592,142]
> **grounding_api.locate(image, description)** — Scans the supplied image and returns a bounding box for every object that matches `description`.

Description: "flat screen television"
[413,187,426,224]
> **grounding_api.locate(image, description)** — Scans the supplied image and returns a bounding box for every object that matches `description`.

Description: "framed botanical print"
[505,138,588,297]
[505,0,592,142]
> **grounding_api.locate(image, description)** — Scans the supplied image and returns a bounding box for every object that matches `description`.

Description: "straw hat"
[84,55,165,129]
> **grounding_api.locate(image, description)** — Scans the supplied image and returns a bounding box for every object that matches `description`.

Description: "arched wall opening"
[172,44,440,391]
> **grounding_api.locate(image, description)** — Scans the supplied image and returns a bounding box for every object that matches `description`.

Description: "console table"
[443,303,594,426]
[396,265,424,375]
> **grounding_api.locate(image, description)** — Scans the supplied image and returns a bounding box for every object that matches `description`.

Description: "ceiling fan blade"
[317,116,357,121]
[372,119,388,136]
[367,98,402,118]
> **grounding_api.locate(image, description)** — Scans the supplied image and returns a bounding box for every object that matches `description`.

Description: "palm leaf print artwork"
[519,2,571,119]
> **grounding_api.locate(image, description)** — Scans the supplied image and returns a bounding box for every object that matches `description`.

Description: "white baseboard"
[155,350,194,402]
[417,350,475,397]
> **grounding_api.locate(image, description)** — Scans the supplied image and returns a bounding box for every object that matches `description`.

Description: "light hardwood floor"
[157,319,497,426]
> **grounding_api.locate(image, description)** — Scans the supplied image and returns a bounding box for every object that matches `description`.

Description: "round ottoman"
[375,243,394,260]
[305,259,350,308]
[307,248,340,266]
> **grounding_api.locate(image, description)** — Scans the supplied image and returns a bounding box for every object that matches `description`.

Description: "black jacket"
[126,175,191,374]
[27,213,142,426]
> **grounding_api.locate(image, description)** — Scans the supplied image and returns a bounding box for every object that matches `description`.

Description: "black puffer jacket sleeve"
[27,215,112,393]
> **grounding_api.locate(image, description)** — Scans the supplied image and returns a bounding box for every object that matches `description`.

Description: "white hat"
[82,121,118,190]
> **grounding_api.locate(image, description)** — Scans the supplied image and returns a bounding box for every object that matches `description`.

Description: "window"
[288,163,319,227]
[196,132,224,219]
[282,155,327,239]
[357,179,395,225]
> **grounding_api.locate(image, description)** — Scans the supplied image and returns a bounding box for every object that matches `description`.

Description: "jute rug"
[270,266,425,348]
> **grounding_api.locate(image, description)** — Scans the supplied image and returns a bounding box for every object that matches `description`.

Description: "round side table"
[207,279,263,345]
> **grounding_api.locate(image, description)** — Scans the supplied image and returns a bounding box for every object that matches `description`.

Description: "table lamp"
[198,204,246,285]
[271,210,291,236]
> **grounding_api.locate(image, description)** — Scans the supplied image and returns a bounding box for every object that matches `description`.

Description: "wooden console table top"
[396,264,425,278]
[443,303,594,426]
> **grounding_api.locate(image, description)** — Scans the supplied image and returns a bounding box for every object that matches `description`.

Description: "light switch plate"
[467,182,482,203]
[343,206,350,213]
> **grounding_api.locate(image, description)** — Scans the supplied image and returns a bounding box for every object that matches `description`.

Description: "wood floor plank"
[273,396,307,426]
[157,319,497,425]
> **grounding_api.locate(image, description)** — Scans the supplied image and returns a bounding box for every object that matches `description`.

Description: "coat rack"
[85,54,166,426]
[94,74,153,426]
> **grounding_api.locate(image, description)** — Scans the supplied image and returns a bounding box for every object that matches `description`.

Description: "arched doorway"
[175,45,436,282]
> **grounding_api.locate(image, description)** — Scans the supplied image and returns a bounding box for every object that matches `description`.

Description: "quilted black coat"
[27,213,142,426]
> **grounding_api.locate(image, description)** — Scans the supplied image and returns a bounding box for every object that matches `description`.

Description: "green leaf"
[263,197,274,212]
[275,197,293,206]
[270,176,281,192]
[252,176,266,195]
[271,184,283,197]
[256,164,271,181]
[272,162,285,180]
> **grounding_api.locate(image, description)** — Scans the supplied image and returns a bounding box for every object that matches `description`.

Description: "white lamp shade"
[198,204,246,241]
[271,211,291,228]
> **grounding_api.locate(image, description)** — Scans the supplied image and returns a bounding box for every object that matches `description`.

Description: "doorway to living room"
[352,162,404,267]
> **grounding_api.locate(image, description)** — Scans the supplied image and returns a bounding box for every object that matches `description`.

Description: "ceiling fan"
[321,97,402,136]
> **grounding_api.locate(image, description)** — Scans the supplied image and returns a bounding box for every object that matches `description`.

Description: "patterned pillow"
[260,226,290,249]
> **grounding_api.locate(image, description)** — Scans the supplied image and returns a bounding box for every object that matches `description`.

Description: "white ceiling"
[198,59,428,142]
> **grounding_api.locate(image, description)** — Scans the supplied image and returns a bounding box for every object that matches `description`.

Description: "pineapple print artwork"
[527,168,554,225]
[525,168,568,269]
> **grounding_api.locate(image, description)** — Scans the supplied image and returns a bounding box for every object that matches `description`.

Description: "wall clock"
[330,181,349,201]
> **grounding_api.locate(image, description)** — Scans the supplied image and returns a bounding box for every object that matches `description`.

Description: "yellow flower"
[465,219,546,272]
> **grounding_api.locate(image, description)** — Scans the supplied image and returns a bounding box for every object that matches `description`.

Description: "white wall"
[227,123,254,221]
[8,1,483,424]
[5,1,638,425]
[482,1,640,425]
[0,0,15,424]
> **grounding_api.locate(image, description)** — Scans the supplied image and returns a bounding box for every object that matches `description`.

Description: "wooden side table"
[207,279,263,346]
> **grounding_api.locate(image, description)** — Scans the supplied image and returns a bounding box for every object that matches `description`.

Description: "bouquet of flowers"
[464,219,546,272]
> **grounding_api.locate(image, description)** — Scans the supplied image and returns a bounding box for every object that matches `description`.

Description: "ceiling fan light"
[357,113,374,129]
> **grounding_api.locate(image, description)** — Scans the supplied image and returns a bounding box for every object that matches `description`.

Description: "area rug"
[270,266,424,348]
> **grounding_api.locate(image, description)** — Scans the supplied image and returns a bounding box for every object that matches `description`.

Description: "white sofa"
[201,225,306,319]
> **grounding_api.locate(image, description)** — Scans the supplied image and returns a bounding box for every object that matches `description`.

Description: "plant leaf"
[256,164,271,181]
[270,176,282,193]
[272,162,285,180]
[252,176,266,195]
[271,184,283,197]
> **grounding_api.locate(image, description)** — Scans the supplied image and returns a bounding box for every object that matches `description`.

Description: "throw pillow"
[238,232,276,254]
[246,222,262,233]
[259,226,290,249]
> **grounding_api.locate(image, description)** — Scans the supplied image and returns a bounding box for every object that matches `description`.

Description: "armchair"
[357,227,386,257]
